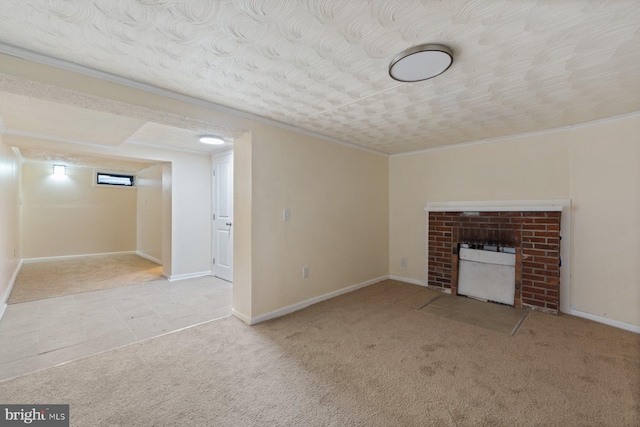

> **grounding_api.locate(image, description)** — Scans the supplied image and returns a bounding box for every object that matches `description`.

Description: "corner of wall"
[0,142,22,321]
[0,260,23,322]
[161,163,172,278]
[233,132,252,320]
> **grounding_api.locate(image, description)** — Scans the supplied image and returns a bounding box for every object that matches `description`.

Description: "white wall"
[0,140,21,314]
[389,114,640,328]
[21,163,137,258]
[166,149,211,278]
[136,164,163,263]
[161,163,172,278]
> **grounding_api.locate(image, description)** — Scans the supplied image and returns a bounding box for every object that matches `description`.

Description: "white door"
[212,152,233,282]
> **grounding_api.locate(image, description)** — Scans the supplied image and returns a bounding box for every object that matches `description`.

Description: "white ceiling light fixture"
[199,135,225,145]
[389,44,453,82]
[53,165,66,176]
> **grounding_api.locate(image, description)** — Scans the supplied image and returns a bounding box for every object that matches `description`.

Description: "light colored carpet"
[8,254,163,304]
[1,280,638,426]
[418,294,529,336]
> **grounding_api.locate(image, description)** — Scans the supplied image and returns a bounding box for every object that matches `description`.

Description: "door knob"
[226,222,232,226]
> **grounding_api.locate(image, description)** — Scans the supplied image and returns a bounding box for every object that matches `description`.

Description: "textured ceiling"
[0,1,639,154]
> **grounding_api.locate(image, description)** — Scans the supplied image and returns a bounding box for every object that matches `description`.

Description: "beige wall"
[21,163,137,258]
[136,164,163,263]
[568,116,640,326]
[390,114,640,327]
[0,140,21,307]
[12,53,639,329]
[0,53,220,278]
[0,54,392,319]
[7,135,212,278]
[232,133,252,321]
[250,123,389,318]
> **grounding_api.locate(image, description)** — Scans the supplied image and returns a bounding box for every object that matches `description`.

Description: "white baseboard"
[165,271,213,282]
[569,309,640,334]
[231,308,251,325]
[389,275,427,287]
[23,251,136,263]
[250,275,389,325]
[135,251,163,265]
[0,260,23,322]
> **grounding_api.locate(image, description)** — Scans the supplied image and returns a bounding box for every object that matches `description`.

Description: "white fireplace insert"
[457,246,516,306]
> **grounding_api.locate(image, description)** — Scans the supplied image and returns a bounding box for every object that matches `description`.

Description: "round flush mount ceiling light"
[389,44,453,82]
[199,135,225,145]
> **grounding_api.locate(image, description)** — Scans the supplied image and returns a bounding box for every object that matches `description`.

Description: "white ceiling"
[18,147,159,174]
[0,1,639,154]
[0,86,238,169]
[127,123,234,153]
[0,92,146,147]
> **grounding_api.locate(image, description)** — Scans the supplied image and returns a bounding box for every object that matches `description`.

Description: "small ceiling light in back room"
[199,135,225,145]
[389,44,453,82]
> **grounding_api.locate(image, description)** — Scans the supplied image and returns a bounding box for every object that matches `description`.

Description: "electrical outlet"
[401,258,407,267]
[284,208,290,221]
[302,266,309,278]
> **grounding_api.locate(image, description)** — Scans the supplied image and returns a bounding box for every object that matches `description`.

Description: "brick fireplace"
[427,209,562,314]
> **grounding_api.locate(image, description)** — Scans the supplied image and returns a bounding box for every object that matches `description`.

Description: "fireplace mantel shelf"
[426,200,567,212]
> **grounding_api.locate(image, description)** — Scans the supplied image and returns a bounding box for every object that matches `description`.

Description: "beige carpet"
[8,254,163,304]
[418,294,529,336]
[1,280,638,426]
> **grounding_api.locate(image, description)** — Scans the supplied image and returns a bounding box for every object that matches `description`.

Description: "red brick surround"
[428,211,561,314]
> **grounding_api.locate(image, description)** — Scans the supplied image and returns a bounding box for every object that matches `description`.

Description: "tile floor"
[0,276,232,381]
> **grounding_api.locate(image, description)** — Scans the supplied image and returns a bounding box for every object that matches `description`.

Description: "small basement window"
[96,172,135,187]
